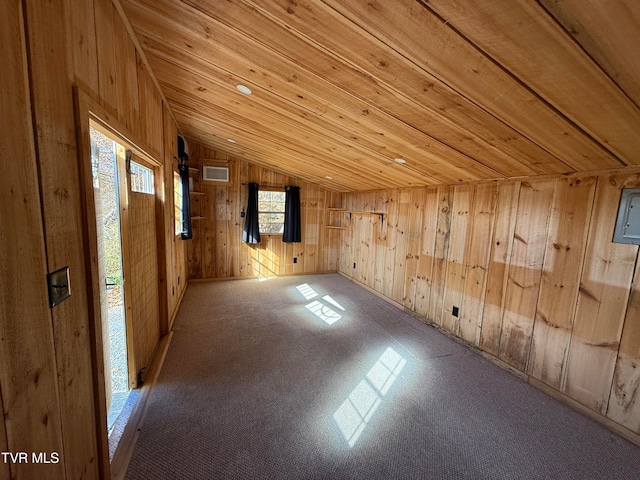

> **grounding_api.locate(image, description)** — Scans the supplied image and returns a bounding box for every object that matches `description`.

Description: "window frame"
[129,159,155,195]
[258,189,286,235]
[174,170,183,237]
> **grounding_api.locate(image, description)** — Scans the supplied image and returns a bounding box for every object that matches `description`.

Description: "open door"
[89,125,135,441]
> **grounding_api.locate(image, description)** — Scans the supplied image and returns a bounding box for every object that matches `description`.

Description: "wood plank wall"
[128,192,160,371]
[341,170,640,438]
[186,141,342,279]
[1,1,186,478]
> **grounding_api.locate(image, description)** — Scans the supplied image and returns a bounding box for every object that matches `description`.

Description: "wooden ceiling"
[123,0,640,192]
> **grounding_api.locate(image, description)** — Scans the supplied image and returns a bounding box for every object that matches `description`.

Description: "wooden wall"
[340,170,640,439]
[0,1,186,479]
[128,192,160,371]
[186,142,342,279]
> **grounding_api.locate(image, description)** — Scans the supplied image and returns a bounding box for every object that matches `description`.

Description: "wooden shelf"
[188,167,199,173]
[189,191,205,196]
[326,226,347,230]
[328,207,348,211]
[190,216,205,220]
[351,211,385,216]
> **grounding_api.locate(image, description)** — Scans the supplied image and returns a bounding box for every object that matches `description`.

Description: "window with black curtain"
[243,182,261,244]
[178,163,192,240]
[283,185,301,243]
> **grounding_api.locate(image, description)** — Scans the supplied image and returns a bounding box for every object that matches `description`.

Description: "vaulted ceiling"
[123,0,640,192]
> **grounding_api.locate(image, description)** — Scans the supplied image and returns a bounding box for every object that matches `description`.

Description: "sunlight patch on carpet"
[334,347,407,447]
[322,295,345,311]
[296,283,318,300]
[305,300,342,325]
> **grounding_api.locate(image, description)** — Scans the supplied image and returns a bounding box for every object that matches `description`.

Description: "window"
[174,171,183,235]
[130,161,154,194]
[258,190,285,234]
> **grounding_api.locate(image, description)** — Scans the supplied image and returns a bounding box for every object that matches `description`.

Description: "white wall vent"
[202,165,229,182]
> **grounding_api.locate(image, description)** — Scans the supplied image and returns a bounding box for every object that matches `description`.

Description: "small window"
[258,190,286,234]
[174,171,183,235]
[130,161,154,194]
[613,188,640,245]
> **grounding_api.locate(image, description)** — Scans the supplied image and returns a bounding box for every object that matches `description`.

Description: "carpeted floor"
[124,274,640,479]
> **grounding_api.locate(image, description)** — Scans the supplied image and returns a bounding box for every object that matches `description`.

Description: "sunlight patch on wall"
[305,300,342,325]
[333,347,407,447]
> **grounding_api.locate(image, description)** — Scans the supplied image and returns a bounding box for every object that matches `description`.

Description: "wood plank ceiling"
[123,0,640,192]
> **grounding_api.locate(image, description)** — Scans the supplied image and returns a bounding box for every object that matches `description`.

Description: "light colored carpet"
[124,274,640,479]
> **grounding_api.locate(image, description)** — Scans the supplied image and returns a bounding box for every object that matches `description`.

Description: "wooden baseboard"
[528,377,640,447]
[341,272,640,448]
[110,331,174,480]
[168,283,188,332]
[187,270,339,283]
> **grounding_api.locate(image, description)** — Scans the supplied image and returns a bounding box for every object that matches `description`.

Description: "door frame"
[73,87,167,476]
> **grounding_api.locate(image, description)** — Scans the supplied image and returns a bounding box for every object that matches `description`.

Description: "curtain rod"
[241,182,301,189]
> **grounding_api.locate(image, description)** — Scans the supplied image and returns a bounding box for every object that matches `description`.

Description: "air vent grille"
[202,166,229,182]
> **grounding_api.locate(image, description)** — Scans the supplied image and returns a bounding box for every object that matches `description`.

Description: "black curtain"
[243,182,261,244]
[283,185,301,243]
[178,163,192,240]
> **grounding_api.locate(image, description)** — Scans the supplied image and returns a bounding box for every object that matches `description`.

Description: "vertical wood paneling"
[480,182,520,356]
[403,188,425,310]
[340,170,640,436]
[112,5,140,133]
[564,173,640,414]
[608,256,640,432]
[162,104,186,325]
[129,192,160,370]
[187,192,203,278]
[186,141,340,279]
[498,180,555,370]
[383,191,399,299]
[201,179,217,278]
[95,0,118,114]
[227,159,240,277]
[64,0,98,96]
[528,176,596,389]
[442,185,474,334]
[428,186,452,326]
[372,190,389,294]
[391,190,412,303]
[24,0,100,476]
[1,2,65,477]
[414,188,439,318]
[9,0,184,475]
[215,185,229,277]
[137,53,164,158]
[459,183,497,345]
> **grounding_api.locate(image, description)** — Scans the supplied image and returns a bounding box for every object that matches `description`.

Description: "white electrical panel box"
[613,188,640,245]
